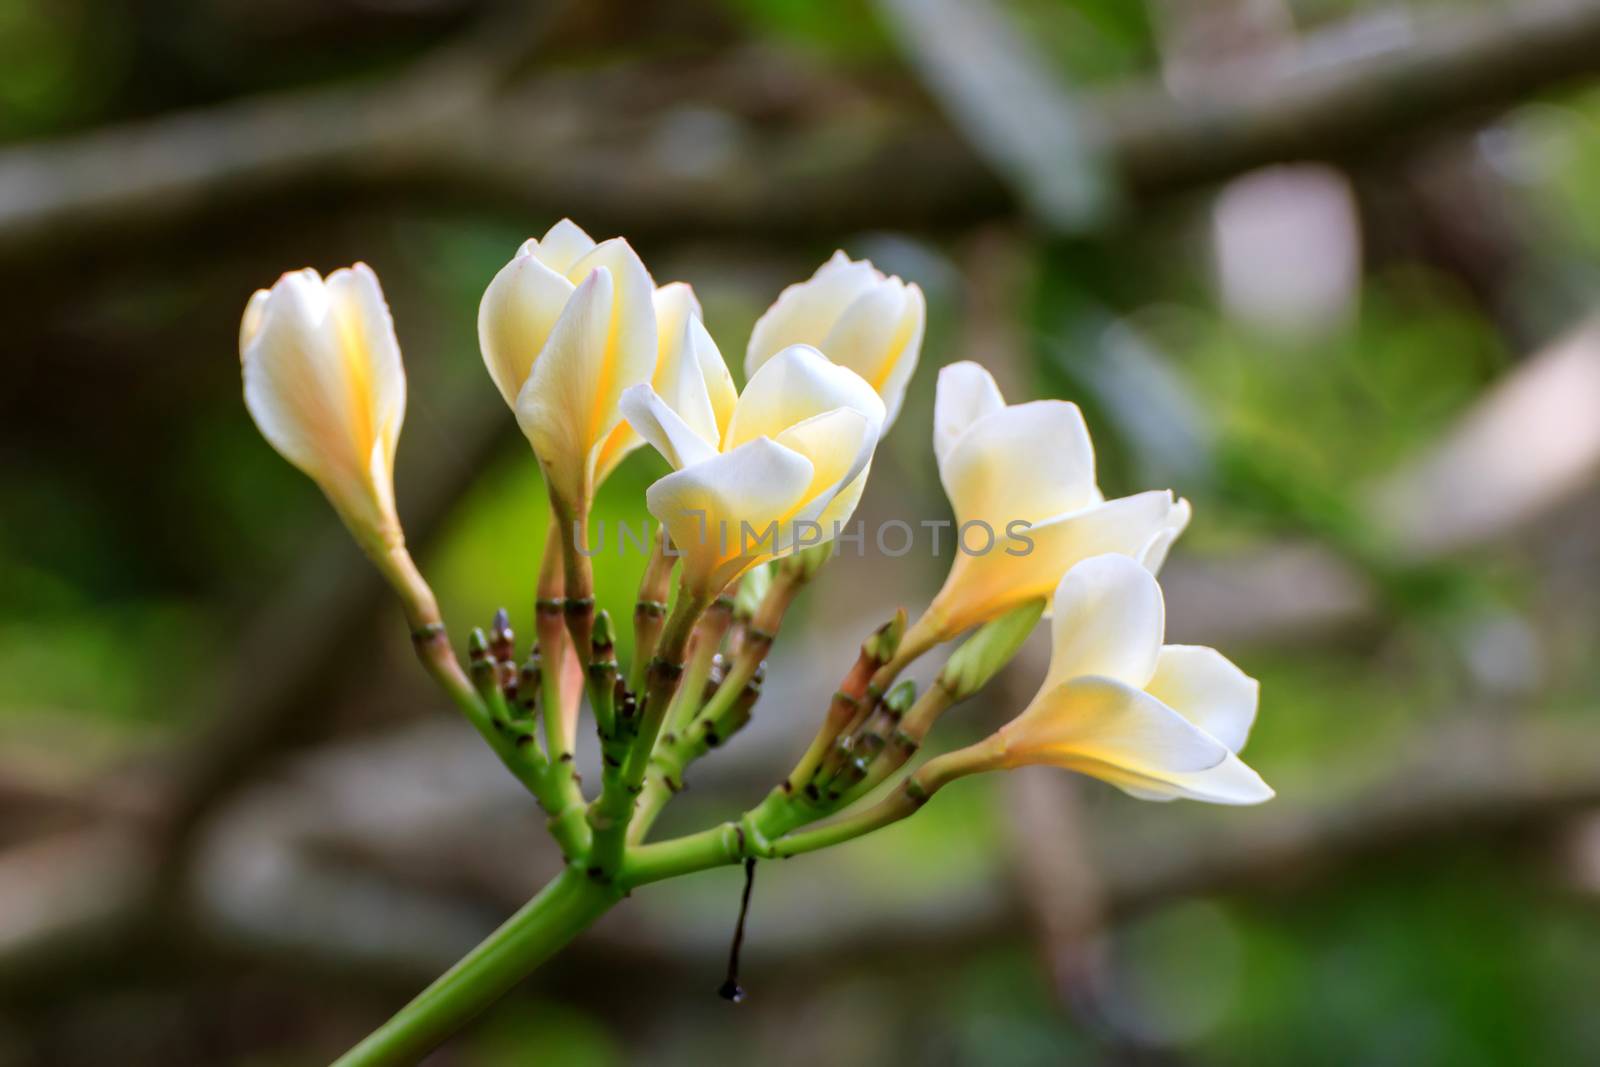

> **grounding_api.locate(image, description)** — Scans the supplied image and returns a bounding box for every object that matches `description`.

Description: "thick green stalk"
[621,769,941,887]
[626,568,806,842]
[663,595,733,735]
[586,590,705,876]
[630,528,675,694]
[549,495,596,666]
[535,600,588,855]
[332,868,618,1067]
[630,666,761,844]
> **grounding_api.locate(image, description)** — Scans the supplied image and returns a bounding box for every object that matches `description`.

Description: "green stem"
[628,663,761,845]
[587,590,706,876]
[550,495,596,666]
[630,528,675,694]
[535,601,587,853]
[663,596,733,735]
[332,867,618,1067]
[620,778,927,888]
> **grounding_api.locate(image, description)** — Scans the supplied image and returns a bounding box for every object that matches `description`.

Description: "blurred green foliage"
[466,1000,622,1067]
[719,0,892,59]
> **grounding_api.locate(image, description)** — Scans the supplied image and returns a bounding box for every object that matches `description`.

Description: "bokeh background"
[7,0,1600,1063]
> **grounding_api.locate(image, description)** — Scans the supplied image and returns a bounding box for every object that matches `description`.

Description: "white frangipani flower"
[623,344,885,599]
[990,554,1272,804]
[478,219,659,510]
[747,251,925,427]
[240,263,405,553]
[918,361,1191,641]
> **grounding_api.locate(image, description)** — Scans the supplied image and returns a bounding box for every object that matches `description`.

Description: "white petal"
[933,361,1006,469]
[619,383,720,471]
[1087,751,1275,805]
[1138,496,1191,574]
[1045,554,1165,690]
[696,328,738,439]
[874,282,925,428]
[239,289,270,355]
[924,489,1180,637]
[516,268,613,502]
[1145,645,1259,753]
[745,252,882,377]
[1025,490,1182,599]
[326,263,405,464]
[645,437,814,597]
[1005,676,1229,776]
[774,407,875,530]
[814,249,859,279]
[533,218,597,274]
[653,282,702,367]
[806,462,871,540]
[243,269,353,478]
[819,281,908,390]
[725,344,884,450]
[656,283,736,438]
[940,400,1097,526]
[564,237,658,406]
[478,248,576,407]
[655,313,730,453]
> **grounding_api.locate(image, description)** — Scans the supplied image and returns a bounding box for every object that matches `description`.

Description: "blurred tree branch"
[1106,0,1600,200]
[5,1,1600,260]
[0,0,567,263]
[872,0,1113,229]
[9,713,1596,996]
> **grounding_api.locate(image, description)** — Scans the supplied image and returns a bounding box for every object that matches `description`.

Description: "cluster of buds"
[238,220,1271,1043]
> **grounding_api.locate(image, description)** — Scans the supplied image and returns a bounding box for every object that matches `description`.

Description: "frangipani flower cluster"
[235,218,1269,1064]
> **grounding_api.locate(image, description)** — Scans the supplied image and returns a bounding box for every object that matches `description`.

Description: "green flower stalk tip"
[864,607,907,664]
[592,607,616,652]
[885,679,918,717]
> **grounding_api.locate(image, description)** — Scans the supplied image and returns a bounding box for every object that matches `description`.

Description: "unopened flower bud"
[747,251,925,427]
[591,608,616,656]
[240,263,407,557]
